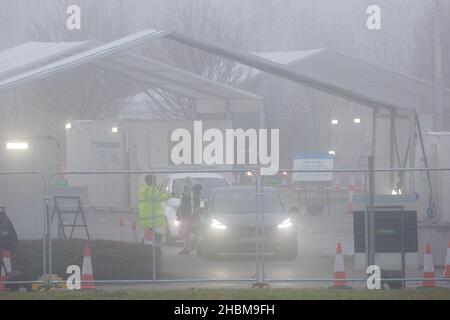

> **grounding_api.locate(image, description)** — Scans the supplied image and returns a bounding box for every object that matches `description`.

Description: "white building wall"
[66,119,232,212]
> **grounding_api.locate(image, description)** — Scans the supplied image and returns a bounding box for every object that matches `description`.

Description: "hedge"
[9,239,161,281]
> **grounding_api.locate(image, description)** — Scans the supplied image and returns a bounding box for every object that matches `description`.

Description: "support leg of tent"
[371,108,377,164]
[389,111,395,190]
[408,112,416,193]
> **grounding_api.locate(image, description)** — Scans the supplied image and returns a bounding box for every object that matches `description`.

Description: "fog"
[1,0,450,295]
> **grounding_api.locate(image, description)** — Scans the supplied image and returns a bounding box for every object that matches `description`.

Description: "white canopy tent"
[0,41,92,79]
[0,28,444,180]
[1,28,444,119]
[0,30,263,116]
[251,49,447,114]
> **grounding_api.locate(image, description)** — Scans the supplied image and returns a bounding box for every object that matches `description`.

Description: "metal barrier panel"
[261,168,450,288]
[260,170,361,286]
[47,170,260,285]
[0,172,46,288]
[38,167,450,288]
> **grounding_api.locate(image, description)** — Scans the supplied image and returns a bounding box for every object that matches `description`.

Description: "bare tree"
[137,0,256,119]
[412,0,450,128]
[5,0,141,120]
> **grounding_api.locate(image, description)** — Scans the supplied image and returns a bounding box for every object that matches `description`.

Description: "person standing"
[191,183,202,251]
[177,177,194,254]
[138,175,171,244]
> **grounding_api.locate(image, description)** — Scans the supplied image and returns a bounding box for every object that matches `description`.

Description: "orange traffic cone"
[81,245,95,289]
[443,241,450,279]
[144,228,153,245]
[119,217,125,242]
[2,250,11,274]
[131,220,138,244]
[0,250,12,291]
[419,243,437,288]
[330,243,351,289]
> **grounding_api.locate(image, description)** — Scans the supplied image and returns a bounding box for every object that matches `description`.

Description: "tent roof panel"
[0,37,262,113]
[0,41,91,79]
[256,49,440,112]
[165,29,446,113]
[0,28,443,116]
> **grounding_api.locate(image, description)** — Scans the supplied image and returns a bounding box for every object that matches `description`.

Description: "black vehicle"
[0,207,18,252]
[195,186,298,260]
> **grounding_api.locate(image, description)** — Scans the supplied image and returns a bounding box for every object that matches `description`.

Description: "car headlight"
[210,219,227,230]
[277,218,292,229]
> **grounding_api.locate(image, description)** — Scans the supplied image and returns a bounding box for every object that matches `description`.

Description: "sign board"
[55,179,68,186]
[263,176,284,185]
[92,141,122,170]
[292,153,334,183]
[353,210,418,253]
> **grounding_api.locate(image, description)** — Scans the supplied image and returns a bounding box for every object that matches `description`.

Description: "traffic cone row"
[0,250,11,291]
[328,241,450,289]
[416,242,450,289]
[118,217,139,243]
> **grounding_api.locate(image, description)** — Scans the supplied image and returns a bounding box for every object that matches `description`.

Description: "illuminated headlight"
[277,218,292,229]
[210,219,227,230]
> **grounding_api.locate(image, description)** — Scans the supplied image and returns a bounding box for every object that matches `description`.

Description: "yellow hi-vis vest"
[138,185,171,229]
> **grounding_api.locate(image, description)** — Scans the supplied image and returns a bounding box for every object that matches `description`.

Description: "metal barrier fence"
[1,167,450,289]
[0,171,47,287]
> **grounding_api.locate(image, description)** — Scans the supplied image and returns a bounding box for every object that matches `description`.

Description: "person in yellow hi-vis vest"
[138,175,171,244]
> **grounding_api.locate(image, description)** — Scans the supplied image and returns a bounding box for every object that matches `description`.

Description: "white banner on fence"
[292,153,334,182]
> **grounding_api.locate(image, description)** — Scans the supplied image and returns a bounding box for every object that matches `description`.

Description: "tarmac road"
[160,213,358,286]
[85,209,445,289]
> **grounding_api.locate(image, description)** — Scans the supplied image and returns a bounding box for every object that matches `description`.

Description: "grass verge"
[1,288,450,300]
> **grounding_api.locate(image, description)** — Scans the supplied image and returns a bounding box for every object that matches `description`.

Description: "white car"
[160,173,230,245]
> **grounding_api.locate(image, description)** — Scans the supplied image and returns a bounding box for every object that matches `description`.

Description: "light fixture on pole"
[328,150,336,156]
[112,126,119,133]
[6,141,29,150]
[354,118,361,124]
[65,122,72,130]
[331,119,339,125]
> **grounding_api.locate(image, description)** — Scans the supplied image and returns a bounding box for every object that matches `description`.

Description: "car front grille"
[235,226,277,238]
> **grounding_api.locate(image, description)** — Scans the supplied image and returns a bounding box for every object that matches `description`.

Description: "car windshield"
[211,191,284,213]
[172,177,228,199]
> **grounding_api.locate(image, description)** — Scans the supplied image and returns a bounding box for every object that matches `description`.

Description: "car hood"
[209,212,290,228]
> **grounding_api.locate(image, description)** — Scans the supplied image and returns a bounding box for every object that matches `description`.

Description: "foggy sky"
[0,0,429,72]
